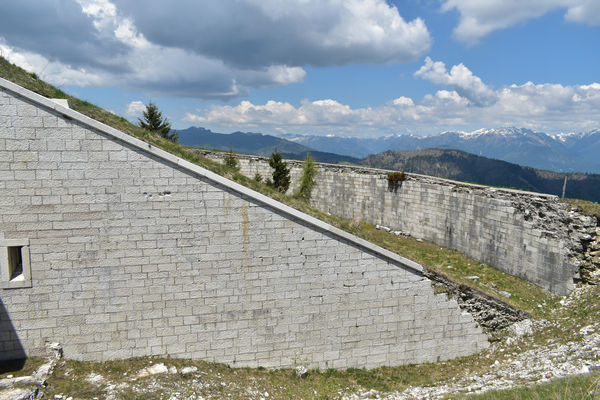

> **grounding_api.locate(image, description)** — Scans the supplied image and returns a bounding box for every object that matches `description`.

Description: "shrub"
[387,171,405,187]
[254,172,263,183]
[224,148,240,171]
[294,154,318,202]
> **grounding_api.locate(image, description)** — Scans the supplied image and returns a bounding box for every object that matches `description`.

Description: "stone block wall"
[199,151,599,295]
[0,80,489,368]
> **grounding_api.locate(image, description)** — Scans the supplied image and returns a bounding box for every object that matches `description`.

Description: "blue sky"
[1,0,599,137]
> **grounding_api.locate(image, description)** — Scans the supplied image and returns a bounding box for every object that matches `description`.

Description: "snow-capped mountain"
[283,127,600,173]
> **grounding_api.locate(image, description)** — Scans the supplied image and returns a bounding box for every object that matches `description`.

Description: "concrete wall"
[198,151,599,295]
[0,80,489,368]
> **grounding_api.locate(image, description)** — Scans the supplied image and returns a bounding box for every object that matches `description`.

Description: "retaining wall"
[198,151,599,295]
[0,79,489,368]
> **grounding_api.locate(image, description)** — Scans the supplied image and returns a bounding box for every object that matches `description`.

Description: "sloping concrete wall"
[0,79,488,368]
[198,151,598,295]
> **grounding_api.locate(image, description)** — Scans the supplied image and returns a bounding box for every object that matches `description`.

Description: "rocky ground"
[345,286,600,399]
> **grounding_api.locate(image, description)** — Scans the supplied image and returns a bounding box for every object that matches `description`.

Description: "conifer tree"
[139,102,178,143]
[268,151,290,193]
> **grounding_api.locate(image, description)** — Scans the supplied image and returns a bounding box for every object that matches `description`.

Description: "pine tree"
[268,151,290,193]
[294,153,318,202]
[139,102,178,142]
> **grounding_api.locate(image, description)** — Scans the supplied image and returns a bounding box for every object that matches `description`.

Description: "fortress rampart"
[0,78,489,367]
[198,151,600,295]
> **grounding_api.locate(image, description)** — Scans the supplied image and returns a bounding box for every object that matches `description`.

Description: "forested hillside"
[361,149,600,202]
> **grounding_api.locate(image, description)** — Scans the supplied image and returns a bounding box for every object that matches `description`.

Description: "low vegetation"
[386,170,406,187]
[448,373,600,400]
[294,153,318,202]
[562,198,600,219]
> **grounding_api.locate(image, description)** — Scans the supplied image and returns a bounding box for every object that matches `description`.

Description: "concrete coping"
[0,77,423,275]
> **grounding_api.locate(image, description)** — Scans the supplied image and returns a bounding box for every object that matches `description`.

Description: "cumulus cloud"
[126,100,146,116]
[0,0,430,99]
[112,0,431,67]
[414,57,497,106]
[442,0,600,44]
[185,81,600,136]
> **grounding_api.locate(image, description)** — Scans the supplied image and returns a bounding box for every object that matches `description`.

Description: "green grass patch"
[447,372,600,400]
[44,353,503,400]
[327,221,554,317]
[562,198,600,219]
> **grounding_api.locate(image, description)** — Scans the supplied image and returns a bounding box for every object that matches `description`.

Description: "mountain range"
[178,126,600,202]
[177,127,359,164]
[179,126,600,173]
[362,149,600,203]
[283,127,600,173]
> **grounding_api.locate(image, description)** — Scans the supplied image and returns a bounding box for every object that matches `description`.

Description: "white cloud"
[185,80,600,136]
[414,57,497,106]
[114,0,431,67]
[0,0,430,100]
[126,100,146,116]
[442,0,600,44]
[565,0,600,25]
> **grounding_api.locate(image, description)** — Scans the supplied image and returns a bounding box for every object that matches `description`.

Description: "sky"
[0,0,599,138]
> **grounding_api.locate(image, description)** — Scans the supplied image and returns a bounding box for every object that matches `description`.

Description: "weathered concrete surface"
[197,151,599,295]
[0,78,489,368]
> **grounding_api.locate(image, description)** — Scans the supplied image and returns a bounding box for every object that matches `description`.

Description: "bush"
[224,148,240,171]
[294,154,318,202]
[387,171,405,187]
[254,172,263,183]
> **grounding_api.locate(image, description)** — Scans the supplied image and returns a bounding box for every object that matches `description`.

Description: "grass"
[447,373,600,399]
[33,285,598,399]
[40,354,507,399]
[562,198,600,219]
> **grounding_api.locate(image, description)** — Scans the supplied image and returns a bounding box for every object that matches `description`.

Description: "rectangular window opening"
[8,246,23,280]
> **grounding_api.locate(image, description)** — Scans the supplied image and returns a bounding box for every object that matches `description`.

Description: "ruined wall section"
[199,151,599,295]
[0,84,489,368]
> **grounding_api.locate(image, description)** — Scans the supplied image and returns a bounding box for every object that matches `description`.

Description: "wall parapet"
[198,150,599,295]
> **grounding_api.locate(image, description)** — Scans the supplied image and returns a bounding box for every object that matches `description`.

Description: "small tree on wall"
[139,102,178,143]
[294,153,318,202]
[267,151,290,193]
[224,146,240,171]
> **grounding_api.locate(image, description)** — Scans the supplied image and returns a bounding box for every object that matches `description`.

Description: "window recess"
[1,239,32,289]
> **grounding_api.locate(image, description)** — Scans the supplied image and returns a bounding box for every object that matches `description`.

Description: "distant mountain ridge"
[283,127,600,173]
[361,148,600,203]
[177,126,359,164]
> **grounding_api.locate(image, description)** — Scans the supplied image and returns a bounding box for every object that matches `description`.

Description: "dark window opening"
[8,246,23,280]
